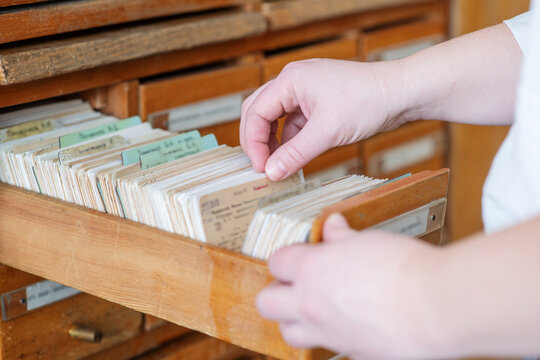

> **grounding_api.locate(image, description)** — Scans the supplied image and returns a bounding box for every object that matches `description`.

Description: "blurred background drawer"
[263,34,358,81]
[360,120,446,179]
[361,18,446,61]
[0,265,141,360]
[140,62,262,146]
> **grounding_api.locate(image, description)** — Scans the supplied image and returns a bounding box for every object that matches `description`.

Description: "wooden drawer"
[141,63,261,146]
[360,120,446,179]
[263,35,358,81]
[135,332,262,360]
[0,169,448,359]
[304,145,361,182]
[0,266,142,359]
[0,0,257,45]
[0,10,266,85]
[362,18,446,61]
[262,0,436,31]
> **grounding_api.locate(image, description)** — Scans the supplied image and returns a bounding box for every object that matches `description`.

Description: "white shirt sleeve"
[504,11,532,53]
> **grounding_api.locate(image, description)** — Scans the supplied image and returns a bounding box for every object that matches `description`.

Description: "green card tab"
[140,134,218,170]
[121,130,201,165]
[59,116,141,148]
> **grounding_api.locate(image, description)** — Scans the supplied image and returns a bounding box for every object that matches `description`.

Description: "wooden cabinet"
[0,1,450,358]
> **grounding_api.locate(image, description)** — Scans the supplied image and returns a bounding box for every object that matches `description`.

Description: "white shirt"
[482,3,540,233]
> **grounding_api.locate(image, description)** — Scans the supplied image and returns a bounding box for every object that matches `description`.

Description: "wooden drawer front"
[262,0,435,30]
[362,19,445,61]
[0,169,448,360]
[0,11,266,85]
[141,63,260,145]
[0,0,256,45]
[136,332,262,360]
[361,121,446,178]
[0,290,142,359]
[304,144,361,182]
[263,35,358,81]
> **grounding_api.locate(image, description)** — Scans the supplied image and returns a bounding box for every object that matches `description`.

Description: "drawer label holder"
[0,280,80,321]
[370,198,447,238]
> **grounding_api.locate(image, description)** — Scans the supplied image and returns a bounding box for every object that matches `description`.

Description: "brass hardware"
[68,326,103,343]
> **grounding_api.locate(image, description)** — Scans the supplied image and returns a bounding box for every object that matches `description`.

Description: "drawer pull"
[69,326,103,343]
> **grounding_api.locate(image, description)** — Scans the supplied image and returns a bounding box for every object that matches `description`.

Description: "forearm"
[386,23,523,126]
[421,216,540,358]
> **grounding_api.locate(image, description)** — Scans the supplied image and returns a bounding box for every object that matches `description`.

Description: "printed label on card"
[59,116,141,148]
[121,130,200,165]
[0,118,60,142]
[140,134,218,170]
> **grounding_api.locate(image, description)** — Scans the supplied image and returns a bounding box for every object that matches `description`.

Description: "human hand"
[256,213,445,360]
[240,59,409,180]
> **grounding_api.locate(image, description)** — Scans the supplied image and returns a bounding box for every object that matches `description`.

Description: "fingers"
[281,111,307,145]
[265,116,331,181]
[242,78,299,172]
[267,243,311,283]
[240,81,272,151]
[323,213,356,243]
[256,282,297,321]
[279,322,317,349]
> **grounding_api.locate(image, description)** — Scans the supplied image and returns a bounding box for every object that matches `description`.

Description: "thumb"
[265,119,330,181]
[323,213,356,243]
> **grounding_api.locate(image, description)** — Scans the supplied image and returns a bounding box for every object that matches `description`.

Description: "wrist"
[393,245,458,359]
[370,58,424,129]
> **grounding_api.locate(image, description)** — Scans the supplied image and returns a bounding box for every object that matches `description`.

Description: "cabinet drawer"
[0,11,266,85]
[262,0,432,31]
[263,35,358,81]
[0,169,449,359]
[362,19,445,61]
[136,332,261,360]
[0,0,257,45]
[141,63,261,146]
[0,266,142,359]
[361,121,446,178]
[304,145,361,182]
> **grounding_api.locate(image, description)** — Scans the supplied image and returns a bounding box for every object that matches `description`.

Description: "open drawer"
[140,63,261,146]
[0,168,448,359]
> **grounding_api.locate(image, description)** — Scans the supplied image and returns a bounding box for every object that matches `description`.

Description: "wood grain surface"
[0,169,447,359]
[0,0,256,44]
[262,0,434,30]
[0,11,266,85]
[0,292,142,359]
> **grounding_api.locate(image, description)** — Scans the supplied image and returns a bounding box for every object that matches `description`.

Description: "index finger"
[242,77,299,172]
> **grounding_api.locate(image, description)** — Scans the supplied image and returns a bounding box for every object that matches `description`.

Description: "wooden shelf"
[0,169,448,359]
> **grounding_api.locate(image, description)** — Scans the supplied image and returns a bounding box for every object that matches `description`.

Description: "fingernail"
[326,213,347,227]
[266,157,289,181]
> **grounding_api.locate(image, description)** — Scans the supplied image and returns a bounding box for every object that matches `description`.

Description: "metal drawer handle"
[68,326,103,343]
